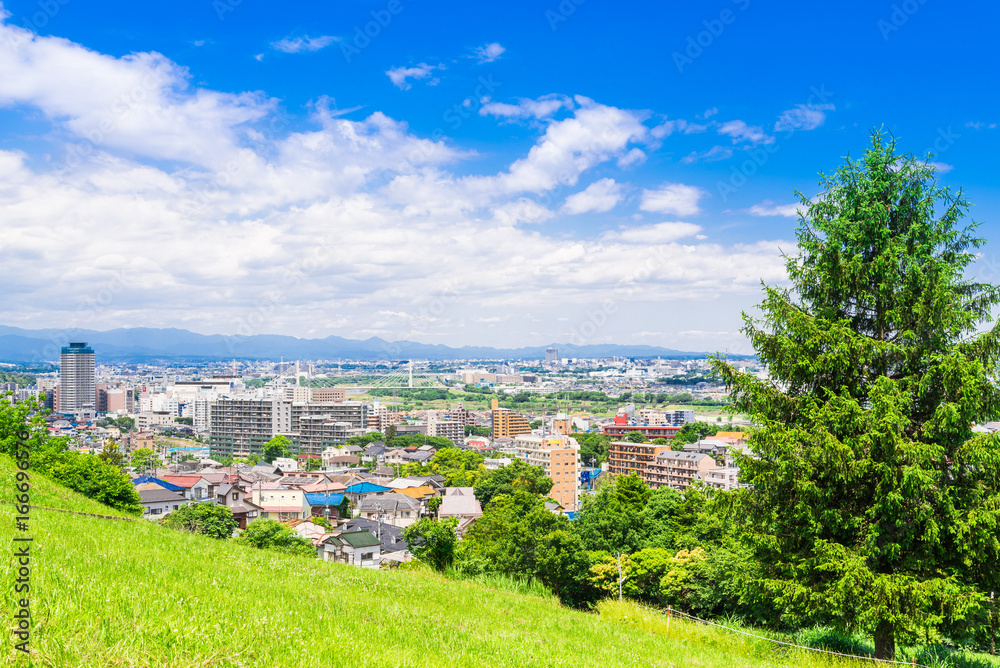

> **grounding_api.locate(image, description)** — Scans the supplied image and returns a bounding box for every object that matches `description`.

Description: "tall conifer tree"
[714,131,1000,658]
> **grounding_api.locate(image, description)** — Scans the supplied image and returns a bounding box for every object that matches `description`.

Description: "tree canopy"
[712,131,1000,658]
[473,458,552,508]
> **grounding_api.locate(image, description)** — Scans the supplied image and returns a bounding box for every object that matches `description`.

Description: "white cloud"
[603,222,702,244]
[746,200,801,217]
[639,183,706,216]
[929,161,953,173]
[480,94,573,120]
[473,42,505,63]
[717,120,773,145]
[0,16,793,351]
[562,178,624,214]
[774,103,835,132]
[271,35,338,54]
[472,96,648,194]
[386,63,443,90]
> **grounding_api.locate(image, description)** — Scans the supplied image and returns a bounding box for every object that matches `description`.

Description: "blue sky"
[0,0,998,352]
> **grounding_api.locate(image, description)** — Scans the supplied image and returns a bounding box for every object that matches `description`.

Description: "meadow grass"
[0,456,985,667]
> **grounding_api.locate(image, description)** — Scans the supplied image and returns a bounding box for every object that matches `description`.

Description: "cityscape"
[3,1,1000,666]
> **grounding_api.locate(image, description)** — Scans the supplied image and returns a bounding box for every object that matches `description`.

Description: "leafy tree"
[97,441,127,470]
[625,432,646,443]
[383,424,397,442]
[671,421,721,446]
[404,517,459,571]
[310,514,333,530]
[0,393,51,457]
[130,447,161,473]
[534,529,592,605]
[336,495,351,519]
[115,416,136,432]
[474,458,553,508]
[34,449,143,515]
[713,131,1000,658]
[174,417,193,425]
[302,456,322,471]
[161,502,238,539]
[464,425,492,437]
[261,434,293,463]
[235,518,315,558]
[427,495,442,517]
[426,448,485,487]
[574,432,612,465]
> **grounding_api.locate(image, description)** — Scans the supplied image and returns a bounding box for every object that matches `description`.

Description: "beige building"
[312,387,347,403]
[511,434,580,511]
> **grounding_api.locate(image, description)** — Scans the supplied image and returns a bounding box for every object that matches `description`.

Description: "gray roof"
[137,488,187,504]
[655,450,711,463]
[357,492,420,513]
[340,517,408,551]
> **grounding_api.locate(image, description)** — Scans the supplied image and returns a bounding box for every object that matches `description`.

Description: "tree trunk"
[874,619,895,660]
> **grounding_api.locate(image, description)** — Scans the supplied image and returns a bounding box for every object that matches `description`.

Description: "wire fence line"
[1,499,137,522]
[657,604,930,668]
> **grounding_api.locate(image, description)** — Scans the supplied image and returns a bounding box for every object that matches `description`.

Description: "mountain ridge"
[0,325,752,362]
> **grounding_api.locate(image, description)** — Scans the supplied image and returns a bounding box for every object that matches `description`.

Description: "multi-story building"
[283,386,311,403]
[290,401,368,433]
[646,451,716,490]
[461,371,496,385]
[209,398,293,458]
[59,342,95,415]
[545,347,559,363]
[297,416,354,455]
[427,410,464,445]
[602,424,681,440]
[312,387,346,403]
[491,398,531,439]
[607,441,671,483]
[511,434,580,510]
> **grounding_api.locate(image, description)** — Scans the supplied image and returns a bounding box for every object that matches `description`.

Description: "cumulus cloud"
[562,178,624,214]
[603,222,702,244]
[774,103,835,132]
[0,17,791,349]
[639,183,706,216]
[386,63,443,90]
[473,42,505,63]
[271,35,339,53]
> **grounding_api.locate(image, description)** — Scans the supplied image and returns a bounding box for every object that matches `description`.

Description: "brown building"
[608,441,719,491]
[607,441,671,484]
[511,434,580,510]
[491,398,531,439]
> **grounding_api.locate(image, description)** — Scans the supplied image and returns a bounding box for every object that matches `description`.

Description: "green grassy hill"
[0,457,931,667]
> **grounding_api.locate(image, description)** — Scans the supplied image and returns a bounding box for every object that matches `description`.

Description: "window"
[232,493,238,501]
[151,508,162,515]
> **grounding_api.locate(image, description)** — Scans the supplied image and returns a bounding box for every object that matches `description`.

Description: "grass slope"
[0,458,929,667]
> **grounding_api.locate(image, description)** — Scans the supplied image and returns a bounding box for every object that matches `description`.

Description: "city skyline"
[1,1,998,352]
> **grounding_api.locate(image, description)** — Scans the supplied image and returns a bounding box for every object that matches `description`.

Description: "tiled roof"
[339,530,382,548]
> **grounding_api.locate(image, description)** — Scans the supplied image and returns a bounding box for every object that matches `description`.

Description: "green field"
[0,457,970,667]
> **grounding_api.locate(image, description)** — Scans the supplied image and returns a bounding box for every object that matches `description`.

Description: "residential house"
[438,487,482,533]
[250,488,311,521]
[161,475,203,501]
[137,487,188,520]
[319,530,382,568]
[343,481,392,505]
[357,492,421,528]
[216,483,262,529]
[339,517,409,561]
[305,492,346,519]
[360,442,388,465]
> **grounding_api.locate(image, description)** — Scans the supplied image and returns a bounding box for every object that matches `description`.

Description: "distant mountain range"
[0,326,751,363]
